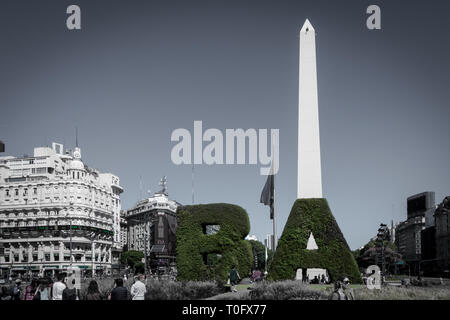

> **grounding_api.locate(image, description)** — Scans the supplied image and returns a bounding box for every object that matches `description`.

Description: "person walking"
[110,278,130,300]
[52,273,66,300]
[130,275,146,300]
[229,265,240,292]
[85,280,102,300]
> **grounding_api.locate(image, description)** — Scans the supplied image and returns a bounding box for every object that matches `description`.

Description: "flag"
[260,173,274,219]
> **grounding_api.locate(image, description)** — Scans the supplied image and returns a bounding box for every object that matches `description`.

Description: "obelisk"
[298,19,322,199]
[269,20,362,283]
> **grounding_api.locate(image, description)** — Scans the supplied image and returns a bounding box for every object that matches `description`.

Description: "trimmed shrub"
[269,199,362,284]
[144,280,222,300]
[176,203,253,281]
[249,281,328,300]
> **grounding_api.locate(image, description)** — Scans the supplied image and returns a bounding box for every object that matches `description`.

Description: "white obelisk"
[298,19,323,199]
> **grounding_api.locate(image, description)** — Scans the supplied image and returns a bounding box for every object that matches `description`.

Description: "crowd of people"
[0,274,149,301]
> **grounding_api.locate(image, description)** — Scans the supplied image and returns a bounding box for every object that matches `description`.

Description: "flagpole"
[271,132,277,250]
[272,178,277,250]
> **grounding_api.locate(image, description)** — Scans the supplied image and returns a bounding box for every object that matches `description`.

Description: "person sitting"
[310,276,319,284]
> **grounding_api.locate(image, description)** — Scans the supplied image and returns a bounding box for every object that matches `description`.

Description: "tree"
[356,238,401,273]
[120,250,144,273]
[247,240,273,271]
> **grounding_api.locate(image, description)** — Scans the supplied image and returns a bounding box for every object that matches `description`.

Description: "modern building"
[395,192,435,273]
[0,142,123,278]
[125,177,179,272]
[435,196,450,275]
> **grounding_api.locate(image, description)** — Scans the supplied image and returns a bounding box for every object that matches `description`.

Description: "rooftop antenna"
[139,175,143,201]
[75,126,79,148]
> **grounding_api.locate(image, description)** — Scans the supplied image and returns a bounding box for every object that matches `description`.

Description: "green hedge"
[269,199,362,284]
[176,203,253,281]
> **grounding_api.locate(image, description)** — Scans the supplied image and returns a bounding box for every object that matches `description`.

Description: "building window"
[15,189,19,196]
[33,188,37,195]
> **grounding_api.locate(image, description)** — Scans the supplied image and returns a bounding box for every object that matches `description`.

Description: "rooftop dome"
[69,159,85,170]
[69,147,85,170]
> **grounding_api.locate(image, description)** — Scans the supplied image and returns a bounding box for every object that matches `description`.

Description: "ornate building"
[125,177,179,272]
[0,142,123,278]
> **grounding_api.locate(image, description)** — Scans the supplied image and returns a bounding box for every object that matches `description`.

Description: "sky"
[1,0,450,250]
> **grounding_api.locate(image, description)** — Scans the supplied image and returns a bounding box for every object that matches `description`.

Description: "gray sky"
[1,0,449,249]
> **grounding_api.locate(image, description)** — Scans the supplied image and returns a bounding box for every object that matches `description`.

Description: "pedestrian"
[329,279,347,300]
[12,279,22,300]
[123,274,127,281]
[52,273,66,300]
[62,278,78,300]
[23,278,39,300]
[110,278,130,300]
[341,277,355,300]
[130,275,146,300]
[1,286,11,301]
[36,278,50,300]
[85,280,102,300]
[229,265,240,292]
[252,270,261,283]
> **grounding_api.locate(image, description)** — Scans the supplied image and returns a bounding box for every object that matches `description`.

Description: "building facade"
[0,142,123,278]
[125,177,179,272]
[435,196,450,274]
[395,192,435,273]
[120,210,128,251]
